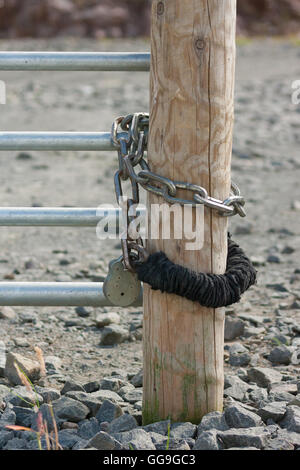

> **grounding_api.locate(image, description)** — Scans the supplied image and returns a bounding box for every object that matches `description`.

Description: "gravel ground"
[0,38,299,450]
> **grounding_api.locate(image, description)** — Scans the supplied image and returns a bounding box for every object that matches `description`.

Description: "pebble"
[95,400,123,423]
[95,312,121,328]
[224,317,245,341]
[4,352,41,386]
[108,414,137,433]
[100,325,129,346]
[194,430,223,450]
[258,402,287,423]
[247,367,283,388]
[224,403,263,428]
[0,307,17,320]
[61,380,85,395]
[52,396,90,423]
[268,345,293,365]
[198,411,229,432]
[64,391,103,417]
[87,431,121,450]
[229,343,251,367]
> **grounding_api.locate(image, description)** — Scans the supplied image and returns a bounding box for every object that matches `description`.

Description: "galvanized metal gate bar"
[0,50,148,307]
[0,52,150,71]
[0,282,143,307]
[0,132,127,151]
[0,207,145,226]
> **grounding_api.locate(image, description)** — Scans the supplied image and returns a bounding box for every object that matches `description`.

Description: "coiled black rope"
[133,234,257,308]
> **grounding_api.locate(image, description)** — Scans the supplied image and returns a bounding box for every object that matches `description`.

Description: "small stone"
[88,431,121,450]
[4,352,41,386]
[281,246,295,254]
[143,420,170,435]
[58,429,81,450]
[35,386,60,403]
[18,312,37,324]
[234,223,253,235]
[130,369,143,388]
[75,306,93,318]
[224,317,245,341]
[0,307,17,320]
[198,411,229,432]
[45,356,62,372]
[4,437,28,450]
[229,343,251,367]
[267,255,281,264]
[244,326,265,337]
[65,391,102,416]
[99,377,122,392]
[218,427,271,450]
[0,384,10,403]
[61,422,79,430]
[90,389,123,404]
[0,342,6,377]
[83,381,100,394]
[3,386,43,409]
[108,414,137,433]
[0,430,14,449]
[100,325,129,346]
[96,399,123,423]
[170,422,197,440]
[268,382,298,395]
[16,152,32,160]
[52,397,90,423]
[61,380,85,395]
[112,429,155,450]
[13,406,35,427]
[279,406,300,433]
[225,403,263,428]
[288,394,300,407]
[258,402,287,423]
[248,387,268,406]
[194,430,223,450]
[291,349,300,365]
[268,345,293,365]
[13,338,30,348]
[95,312,120,328]
[247,367,282,388]
[78,418,100,440]
[122,388,143,404]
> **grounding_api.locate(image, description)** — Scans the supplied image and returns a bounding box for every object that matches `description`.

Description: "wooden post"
[143,0,237,424]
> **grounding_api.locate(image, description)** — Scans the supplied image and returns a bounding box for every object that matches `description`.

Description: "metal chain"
[111,113,246,270]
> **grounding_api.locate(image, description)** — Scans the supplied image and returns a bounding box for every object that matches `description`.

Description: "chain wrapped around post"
[104,113,256,308]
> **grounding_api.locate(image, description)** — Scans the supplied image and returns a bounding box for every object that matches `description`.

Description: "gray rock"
[72,439,89,450]
[291,349,300,365]
[112,428,155,450]
[279,406,300,433]
[276,429,300,449]
[269,390,296,402]
[57,429,81,450]
[194,430,223,450]
[169,422,197,440]
[83,381,100,393]
[0,384,10,402]
[100,325,129,346]
[88,431,121,450]
[78,417,100,440]
[61,380,85,395]
[268,382,298,395]
[96,399,123,423]
[122,388,143,404]
[109,414,137,433]
[143,420,170,435]
[0,407,16,427]
[0,307,17,320]
[258,402,287,423]
[218,427,271,449]
[35,386,60,403]
[247,367,282,388]
[13,406,35,427]
[265,437,294,450]
[0,342,6,377]
[4,352,41,386]
[99,377,122,392]
[225,403,263,428]
[229,343,251,367]
[198,411,229,432]
[31,403,62,433]
[224,317,245,341]
[268,345,293,365]
[95,312,120,328]
[224,375,250,401]
[65,391,102,416]
[3,437,28,450]
[248,387,268,405]
[244,326,265,338]
[288,394,300,407]
[156,438,191,450]
[0,430,14,449]
[52,396,90,423]
[75,306,93,318]
[90,389,123,403]
[130,369,143,388]
[4,386,43,409]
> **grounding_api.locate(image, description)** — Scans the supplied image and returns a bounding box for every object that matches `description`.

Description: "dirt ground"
[0,37,299,387]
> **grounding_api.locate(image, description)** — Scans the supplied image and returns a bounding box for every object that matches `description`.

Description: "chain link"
[112,113,246,270]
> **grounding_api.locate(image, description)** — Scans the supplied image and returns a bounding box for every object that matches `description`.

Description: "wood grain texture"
[143,0,237,424]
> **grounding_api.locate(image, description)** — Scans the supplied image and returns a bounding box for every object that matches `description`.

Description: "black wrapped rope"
[133,234,257,308]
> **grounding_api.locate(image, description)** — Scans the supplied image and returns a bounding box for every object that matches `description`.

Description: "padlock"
[103,256,141,307]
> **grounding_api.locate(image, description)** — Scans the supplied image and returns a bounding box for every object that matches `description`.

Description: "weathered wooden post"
[143,0,237,424]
